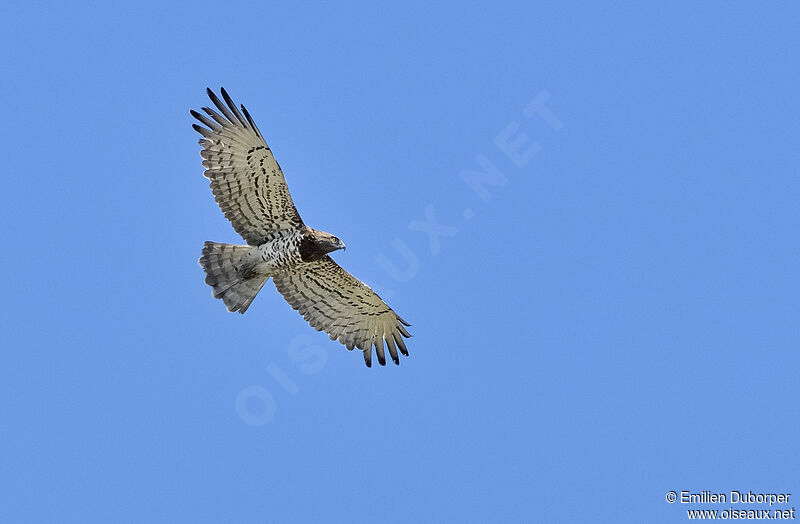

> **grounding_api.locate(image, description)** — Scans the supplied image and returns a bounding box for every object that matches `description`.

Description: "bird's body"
[193,88,411,367]
[254,231,303,271]
[244,230,305,275]
[202,231,301,291]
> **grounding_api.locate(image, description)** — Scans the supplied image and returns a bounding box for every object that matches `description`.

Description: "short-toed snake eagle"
[193,88,411,367]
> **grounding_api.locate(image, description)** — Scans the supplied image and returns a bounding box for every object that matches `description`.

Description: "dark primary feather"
[192,123,213,138]
[190,109,220,131]
[201,106,229,127]
[240,104,263,138]
[220,87,248,127]
[206,87,238,124]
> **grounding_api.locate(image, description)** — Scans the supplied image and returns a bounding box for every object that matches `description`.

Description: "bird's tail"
[199,241,268,314]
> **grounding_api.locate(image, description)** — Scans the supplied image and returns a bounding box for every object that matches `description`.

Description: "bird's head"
[319,231,346,253]
[300,229,346,262]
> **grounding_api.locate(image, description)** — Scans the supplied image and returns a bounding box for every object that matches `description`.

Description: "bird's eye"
[331,236,339,244]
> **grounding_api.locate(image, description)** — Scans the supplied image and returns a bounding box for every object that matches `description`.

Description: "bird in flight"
[192,88,411,367]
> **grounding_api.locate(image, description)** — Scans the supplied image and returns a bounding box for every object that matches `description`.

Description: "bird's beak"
[341,242,347,251]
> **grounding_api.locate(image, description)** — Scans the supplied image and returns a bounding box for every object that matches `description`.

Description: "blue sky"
[1,2,798,522]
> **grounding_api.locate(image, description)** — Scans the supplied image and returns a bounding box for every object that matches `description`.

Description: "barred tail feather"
[199,241,267,313]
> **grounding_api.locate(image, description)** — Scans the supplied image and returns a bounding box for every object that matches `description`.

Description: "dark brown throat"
[299,233,330,262]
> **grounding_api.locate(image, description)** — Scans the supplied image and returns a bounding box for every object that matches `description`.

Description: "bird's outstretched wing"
[273,257,412,367]
[191,88,304,245]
